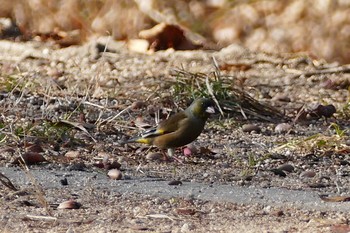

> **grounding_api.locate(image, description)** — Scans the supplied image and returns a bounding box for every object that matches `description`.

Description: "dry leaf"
[320,195,350,202]
[26,143,44,153]
[139,23,201,51]
[13,152,46,165]
[134,116,152,129]
[57,119,96,142]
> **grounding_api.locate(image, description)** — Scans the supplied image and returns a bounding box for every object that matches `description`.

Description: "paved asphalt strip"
[1,167,350,212]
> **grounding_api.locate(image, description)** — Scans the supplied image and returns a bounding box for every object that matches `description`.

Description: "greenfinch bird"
[126,98,215,159]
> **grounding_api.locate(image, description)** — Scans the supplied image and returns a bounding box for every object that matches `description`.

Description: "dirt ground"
[1,39,350,232]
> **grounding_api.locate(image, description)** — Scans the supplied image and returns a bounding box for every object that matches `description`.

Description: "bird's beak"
[206,106,215,114]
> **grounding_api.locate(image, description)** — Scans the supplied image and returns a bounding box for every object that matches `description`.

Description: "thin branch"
[20,158,52,216]
[205,75,224,116]
[25,215,58,221]
[285,64,350,78]
[0,172,18,191]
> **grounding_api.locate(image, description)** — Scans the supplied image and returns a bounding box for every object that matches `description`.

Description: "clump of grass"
[273,124,349,156]
[0,75,21,92]
[248,154,258,167]
[34,120,76,143]
[339,91,350,119]
[172,70,230,102]
[171,67,285,122]
[3,118,77,146]
[20,162,52,216]
[330,123,347,137]
[0,74,40,95]
[240,154,259,177]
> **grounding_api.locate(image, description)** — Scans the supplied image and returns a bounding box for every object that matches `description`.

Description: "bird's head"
[187,98,215,120]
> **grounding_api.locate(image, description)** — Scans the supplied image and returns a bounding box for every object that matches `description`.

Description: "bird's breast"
[152,120,205,149]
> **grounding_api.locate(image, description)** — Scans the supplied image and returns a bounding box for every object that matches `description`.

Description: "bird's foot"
[163,149,184,164]
[170,155,184,164]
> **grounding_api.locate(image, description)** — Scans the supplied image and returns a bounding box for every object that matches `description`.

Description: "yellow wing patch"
[135,138,152,144]
[156,129,165,135]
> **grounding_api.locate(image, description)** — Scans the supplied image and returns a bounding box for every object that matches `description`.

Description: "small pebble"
[181,223,193,232]
[65,151,80,158]
[131,101,145,110]
[340,160,349,165]
[242,124,261,133]
[270,154,287,159]
[146,152,162,161]
[183,147,192,156]
[67,162,86,171]
[300,170,316,178]
[263,205,272,213]
[60,178,68,186]
[273,210,284,217]
[58,200,81,209]
[316,104,336,118]
[270,169,287,177]
[275,123,291,134]
[184,144,198,156]
[272,93,291,102]
[104,160,122,170]
[278,164,295,172]
[168,180,182,186]
[108,169,123,180]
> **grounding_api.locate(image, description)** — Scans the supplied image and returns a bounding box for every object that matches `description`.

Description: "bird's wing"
[142,112,188,138]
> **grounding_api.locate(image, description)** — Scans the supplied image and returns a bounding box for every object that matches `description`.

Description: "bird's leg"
[167,148,174,159]
[161,150,169,161]
[167,148,184,163]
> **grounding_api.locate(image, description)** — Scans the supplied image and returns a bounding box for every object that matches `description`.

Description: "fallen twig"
[0,172,18,191]
[285,64,350,78]
[25,215,58,221]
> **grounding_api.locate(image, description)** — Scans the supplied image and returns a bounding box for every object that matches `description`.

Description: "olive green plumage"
[127,98,215,150]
